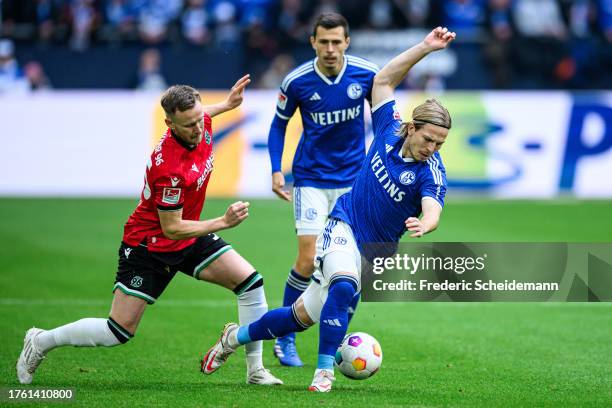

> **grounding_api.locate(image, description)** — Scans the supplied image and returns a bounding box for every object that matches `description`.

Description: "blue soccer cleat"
[273,337,304,367]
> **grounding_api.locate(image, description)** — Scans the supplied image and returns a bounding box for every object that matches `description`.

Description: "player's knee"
[329,278,358,306]
[293,298,316,327]
[291,303,315,331]
[106,317,134,345]
[295,258,315,277]
[296,249,316,274]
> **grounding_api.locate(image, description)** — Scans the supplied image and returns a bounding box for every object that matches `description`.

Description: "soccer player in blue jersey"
[268,12,379,367]
[202,26,456,392]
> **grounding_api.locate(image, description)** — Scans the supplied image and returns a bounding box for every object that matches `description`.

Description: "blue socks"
[317,278,357,370]
[279,269,310,341]
[348,292,360,323]
[239,305,308,345]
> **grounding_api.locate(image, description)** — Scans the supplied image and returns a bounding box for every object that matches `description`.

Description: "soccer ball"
[334,332,383,380]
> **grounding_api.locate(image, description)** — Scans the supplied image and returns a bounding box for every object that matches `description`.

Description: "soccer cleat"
[16,328,46,384]
[273,337,304,367]
[246,367,284,385]
[308,369,336,392]
[200,322,238,375]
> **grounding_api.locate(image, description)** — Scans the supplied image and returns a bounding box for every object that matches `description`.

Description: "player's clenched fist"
[224,201,250,227]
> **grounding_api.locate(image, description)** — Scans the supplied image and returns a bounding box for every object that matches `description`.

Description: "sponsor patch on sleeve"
[162,187,181,205]
[277,92,288,110]
[392,104,401,120]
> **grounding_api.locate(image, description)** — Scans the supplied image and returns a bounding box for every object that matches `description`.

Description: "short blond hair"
[398,98,451,138]
[161,85,201,116]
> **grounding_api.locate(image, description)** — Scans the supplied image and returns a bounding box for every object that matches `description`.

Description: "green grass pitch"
[0,198,611,407]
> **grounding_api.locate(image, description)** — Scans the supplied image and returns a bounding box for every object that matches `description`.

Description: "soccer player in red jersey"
[17,76,283,386]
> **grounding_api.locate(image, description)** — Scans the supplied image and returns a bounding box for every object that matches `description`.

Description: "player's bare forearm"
[202,101,233,118]
[160,216,229,240]
[158,201,249,240]
[420,212,440,234]
[372,27,455,106]
[406,199,442,238]
[374,42,431,91]
[203,74,251,118]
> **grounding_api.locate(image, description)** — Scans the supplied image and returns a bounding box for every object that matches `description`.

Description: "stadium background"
[1,0,611,407]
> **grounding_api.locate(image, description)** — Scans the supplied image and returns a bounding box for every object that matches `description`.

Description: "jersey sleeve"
[275,81,298,121]
[364,70,377,106]
[371,98,402,140]
[268,114,289,173]
[153,176,185,211]
[149,163,185,211]
[420,154,447,208]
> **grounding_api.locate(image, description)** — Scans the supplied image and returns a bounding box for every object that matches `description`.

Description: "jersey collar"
[313,56,347,85]
[397,143,415,162]
[170,130,197,151]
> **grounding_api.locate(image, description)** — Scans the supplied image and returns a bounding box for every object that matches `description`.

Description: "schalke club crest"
[347,83,363,99]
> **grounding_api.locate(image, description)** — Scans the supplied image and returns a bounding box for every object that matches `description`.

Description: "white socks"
[237,286,268,373]
[35,318,121,353]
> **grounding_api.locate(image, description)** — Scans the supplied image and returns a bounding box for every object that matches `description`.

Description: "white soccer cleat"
[308,369,336,392]
[247,367,284,385]
[16,328,46,384]
[200,322,238,375]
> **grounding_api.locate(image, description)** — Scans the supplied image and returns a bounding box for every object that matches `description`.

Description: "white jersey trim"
[398,149,415,162]
[313,56,347,85]
[281,62,314,92]
[276,111,290,120]
[346,55,380,73]
[371,97,395,113]
[422,196,443,210]
[427,155,443,186]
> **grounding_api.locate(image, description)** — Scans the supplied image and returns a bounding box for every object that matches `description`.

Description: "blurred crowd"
[1,0,611,90]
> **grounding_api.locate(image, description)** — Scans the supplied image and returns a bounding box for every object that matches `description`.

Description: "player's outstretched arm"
[158,201,250,240]
[371,27,455,108]
[203,74,251,118]
[405,199,442,238]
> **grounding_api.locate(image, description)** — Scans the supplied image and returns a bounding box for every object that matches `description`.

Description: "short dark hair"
[312,13,349,38]
[160,85,201,116]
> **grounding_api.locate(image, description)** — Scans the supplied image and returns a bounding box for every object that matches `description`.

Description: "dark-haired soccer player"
[203,27,456,392]
[268,12,378,366]
[17,76,283,386]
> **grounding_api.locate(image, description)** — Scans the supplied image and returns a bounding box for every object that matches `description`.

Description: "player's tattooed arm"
[372,27,456,108]
[203,74,251,118]
[158,201,250,239]
[405,198,443,238]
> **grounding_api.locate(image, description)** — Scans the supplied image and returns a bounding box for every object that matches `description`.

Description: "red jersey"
[123,113,214,252]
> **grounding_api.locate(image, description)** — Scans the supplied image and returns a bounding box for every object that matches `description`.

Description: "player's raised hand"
[272,172,292,201]
[422,26,456,52]
[224,201,250,228]
[226,74,251,110]
[405,217,425,238]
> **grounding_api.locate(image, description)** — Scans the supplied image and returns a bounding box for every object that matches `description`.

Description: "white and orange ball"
[334,332,383,380]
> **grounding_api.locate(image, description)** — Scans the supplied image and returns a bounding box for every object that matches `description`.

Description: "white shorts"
[301,218,361,323]
[293,186,351,236]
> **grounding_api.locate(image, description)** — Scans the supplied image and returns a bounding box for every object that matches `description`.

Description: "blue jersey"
[330,99,447,250]
[268,55,378,188]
